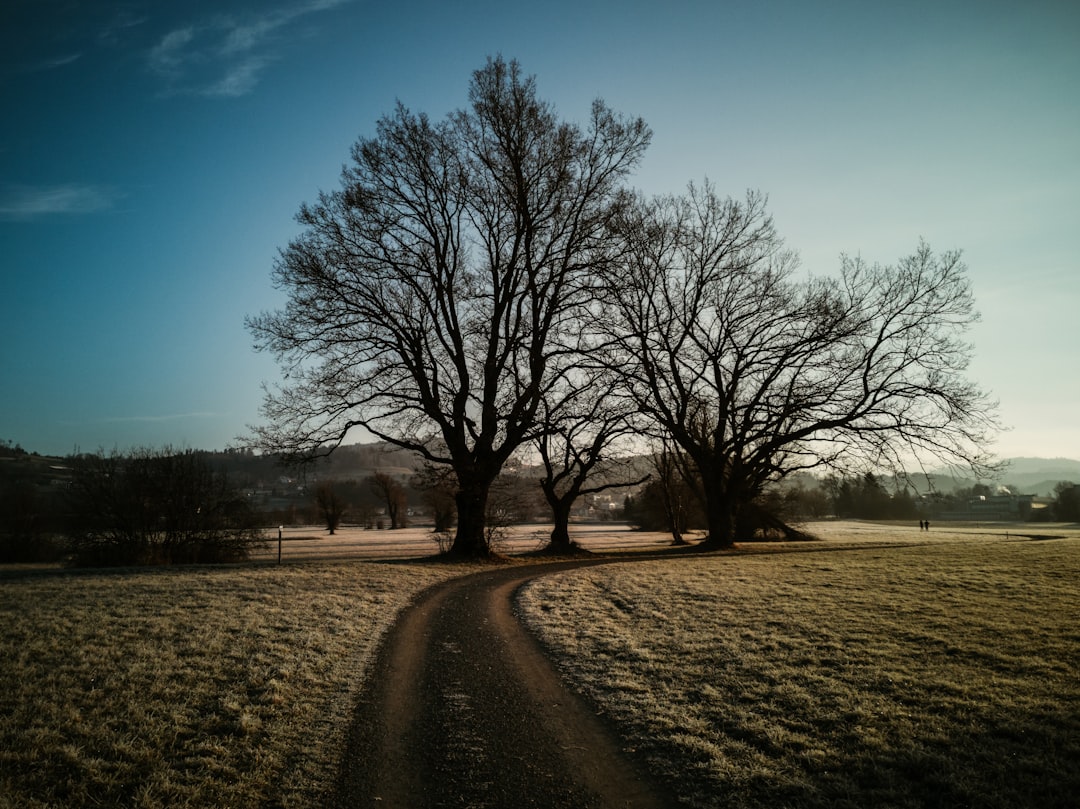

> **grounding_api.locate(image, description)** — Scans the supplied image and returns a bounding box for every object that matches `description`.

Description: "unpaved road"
[331,559,677,808]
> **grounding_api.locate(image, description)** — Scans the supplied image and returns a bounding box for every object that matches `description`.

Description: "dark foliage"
[624,479,705,534]
[411,462,458,533]
[65,448,265,567]
[827,473,920,520]
[1053,482,1079,522]
[0,459,67,563]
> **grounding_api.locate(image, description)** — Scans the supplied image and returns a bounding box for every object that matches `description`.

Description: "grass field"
[0,522,671,809]
[0,560,475,808]
[3,523,1077,807]
[518,529,1080,808]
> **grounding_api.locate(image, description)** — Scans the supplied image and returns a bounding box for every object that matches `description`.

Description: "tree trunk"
[432,503,455,533]
[669,524,687,546]
[450,483,491,558]
[700,492,737,550]
[662,494,688,546]
[547,499,576,553]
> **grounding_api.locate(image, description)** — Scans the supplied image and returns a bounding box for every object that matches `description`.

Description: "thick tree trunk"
[450,483,492,558]
[700,493,737,550]
[547,499,576,553]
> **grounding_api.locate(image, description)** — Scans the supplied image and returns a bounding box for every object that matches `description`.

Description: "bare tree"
[601,183,999,548]
[247,57,649,557]
[1053,482,1079,522]
[367,471,408,529]
[411,461,458,532]
[533,371,648,552]
[651,439,694,546]
[314,481,347,535]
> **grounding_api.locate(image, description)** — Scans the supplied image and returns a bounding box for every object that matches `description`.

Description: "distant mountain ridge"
[6,440,1078,497]
[993,457,1080,496]
[998,457,1080,477]
[920,457,1080,497]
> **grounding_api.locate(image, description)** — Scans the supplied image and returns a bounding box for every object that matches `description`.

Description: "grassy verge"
[518,535,1080,808]
[0,560,473,808]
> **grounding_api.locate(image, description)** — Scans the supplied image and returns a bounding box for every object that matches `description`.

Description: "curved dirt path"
[331,558,676,808]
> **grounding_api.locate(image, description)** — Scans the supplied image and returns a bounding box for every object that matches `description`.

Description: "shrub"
[65,448,265,566]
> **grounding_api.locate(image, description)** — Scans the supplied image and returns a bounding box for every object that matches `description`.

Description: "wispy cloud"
[147,0,353,97]
[203,56,272,98]
[101,412,220,424]
[0,184,120,221]
[22,53,83,73]
[13,10,146,76]
[60,412,221,427]
[147,26,196,77]
[97,11,149,47]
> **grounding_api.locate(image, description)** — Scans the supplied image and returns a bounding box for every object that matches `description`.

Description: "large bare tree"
[601,183,999,548]
[247,58,649,557]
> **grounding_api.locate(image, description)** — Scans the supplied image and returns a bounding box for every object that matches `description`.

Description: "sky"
[2,0,1077,463]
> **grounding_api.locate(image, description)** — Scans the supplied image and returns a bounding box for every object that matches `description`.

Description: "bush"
[0,463,67,563]
[0,531,66,564]
[65,448,265,567]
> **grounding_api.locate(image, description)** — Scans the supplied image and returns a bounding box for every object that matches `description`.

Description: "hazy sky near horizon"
[2,0,1078,462]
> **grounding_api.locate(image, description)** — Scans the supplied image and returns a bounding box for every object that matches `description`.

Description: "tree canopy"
[598,184,998,547]
[250,59,997,555]
[248,57,650,556]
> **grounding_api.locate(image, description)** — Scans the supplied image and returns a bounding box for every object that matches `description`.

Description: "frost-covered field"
[519,527,1080,808]
[0,561,477,808]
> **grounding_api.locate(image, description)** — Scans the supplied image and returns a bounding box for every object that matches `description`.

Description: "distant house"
[940,493,1034,521]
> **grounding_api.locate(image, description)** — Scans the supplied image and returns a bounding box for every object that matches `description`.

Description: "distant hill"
[911,457,1080,497]
[303,447,1080,494]
[994,457,1080,496]
[6,438,1078,497]
[997,456,1080,478]
[312,442,424,480]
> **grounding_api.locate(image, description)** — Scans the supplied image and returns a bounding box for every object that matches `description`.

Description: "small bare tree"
[367,471,408,529]
[651,439,694,546]
[533,370,648,552]
[314,481,346,535]
[411,461,457,532]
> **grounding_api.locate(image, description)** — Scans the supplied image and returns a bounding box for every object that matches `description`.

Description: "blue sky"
[2,0,1077,462]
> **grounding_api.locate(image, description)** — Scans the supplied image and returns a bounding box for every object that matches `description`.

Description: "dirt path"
[331,559,676,808]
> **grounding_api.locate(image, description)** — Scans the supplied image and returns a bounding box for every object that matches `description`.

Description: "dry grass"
[0,521,668,809]
[250,522,679,562]
[4,522,1077,807]
[518,530,1080,808]
[0,560,475,808]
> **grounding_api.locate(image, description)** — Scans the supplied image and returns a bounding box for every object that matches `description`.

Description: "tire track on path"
[332,558,676,808]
